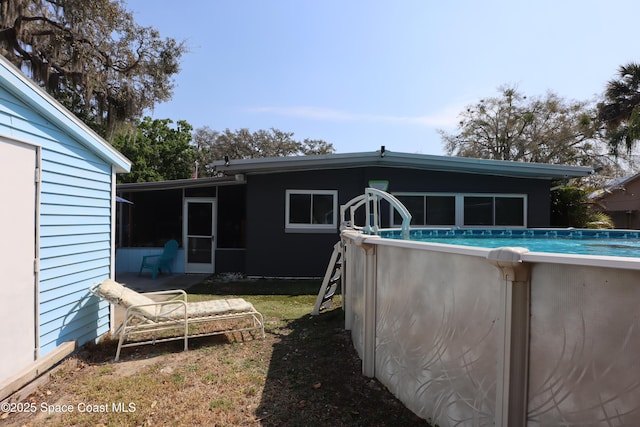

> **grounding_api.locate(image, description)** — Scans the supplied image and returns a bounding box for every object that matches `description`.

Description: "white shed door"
[0,140,37,384]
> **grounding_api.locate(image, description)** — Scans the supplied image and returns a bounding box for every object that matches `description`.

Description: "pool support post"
[487,247,531,427]
[352,233,378,378]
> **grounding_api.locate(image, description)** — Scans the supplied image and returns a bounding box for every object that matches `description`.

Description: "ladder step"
[311,241,343,315]
[322,283,339,301]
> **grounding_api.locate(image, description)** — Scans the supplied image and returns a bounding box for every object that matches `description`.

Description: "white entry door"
[183,198,216,274]
[0,140,37,384]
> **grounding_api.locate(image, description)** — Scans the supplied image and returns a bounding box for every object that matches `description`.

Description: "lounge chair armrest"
[142,289,188,301]
[88,283,101,296]
[125,299,189,320]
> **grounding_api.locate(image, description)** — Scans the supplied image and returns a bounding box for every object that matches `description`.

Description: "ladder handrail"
[340,194,366,230]
[340,188,411,238]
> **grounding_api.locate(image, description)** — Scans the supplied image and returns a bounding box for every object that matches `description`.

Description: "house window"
[394,195,456,226]
[285,190,338,233]
[392,193,526,227]
[463,195,525,226]
[495,196,525,226]
[464,196,494,226]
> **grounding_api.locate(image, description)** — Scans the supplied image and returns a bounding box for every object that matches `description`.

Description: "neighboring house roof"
[588,172,640,200]
[0,55,131,173]
[210,150,593,180]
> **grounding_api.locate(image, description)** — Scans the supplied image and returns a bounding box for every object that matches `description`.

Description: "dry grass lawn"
[2,278,429,427]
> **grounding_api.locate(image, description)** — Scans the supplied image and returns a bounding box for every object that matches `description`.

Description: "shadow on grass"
[255,308,429,427]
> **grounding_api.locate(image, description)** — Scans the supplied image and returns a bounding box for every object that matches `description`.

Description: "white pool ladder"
[311,188,412,316]
[312,241,343,316]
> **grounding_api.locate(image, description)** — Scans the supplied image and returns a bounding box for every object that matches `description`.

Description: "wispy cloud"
[246,105,462,129]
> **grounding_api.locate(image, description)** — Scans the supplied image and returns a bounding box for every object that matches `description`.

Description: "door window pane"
[188,202,212,235]
[187,236,212,263]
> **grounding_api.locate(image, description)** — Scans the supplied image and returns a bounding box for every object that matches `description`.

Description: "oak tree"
[440,86,606,167]
[0,0,186,139]
[192,127,335,177]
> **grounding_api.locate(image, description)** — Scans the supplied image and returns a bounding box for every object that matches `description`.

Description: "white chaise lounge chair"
[89,279,265,361]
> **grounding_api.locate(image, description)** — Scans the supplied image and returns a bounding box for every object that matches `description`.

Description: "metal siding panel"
[41,169,110,190]
[40,224,110,237]
[40,215,110,226]
[39,250,110,275]
[42,159,111,184]
[41,191,111,208]
[38,259,110,283]
[40,204,110,216]
[44,182,109,199]
[38,149,112,355]
[0,89,58,137]
[44,148,111,175]
[39,295,91,325]
[39,299,100,335]
[39,266,109,295]
[40,241,110,262]
[41,233,110,249]
[40,285,98,313]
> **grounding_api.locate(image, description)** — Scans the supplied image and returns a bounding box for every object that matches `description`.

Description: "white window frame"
[391,192,528,228]
[285,189,338,233]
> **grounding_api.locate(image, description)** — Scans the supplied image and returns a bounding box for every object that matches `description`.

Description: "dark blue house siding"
[244,166,551,277]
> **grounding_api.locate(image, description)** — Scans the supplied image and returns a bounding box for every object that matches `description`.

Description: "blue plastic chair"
[139,240,179,279]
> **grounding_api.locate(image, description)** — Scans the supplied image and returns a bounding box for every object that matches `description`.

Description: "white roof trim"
[0,55,131,173]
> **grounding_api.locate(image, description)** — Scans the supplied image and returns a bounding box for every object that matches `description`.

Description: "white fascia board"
[212,151,593,179]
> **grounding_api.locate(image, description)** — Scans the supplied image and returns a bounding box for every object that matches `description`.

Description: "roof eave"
[211,151,593,180]
[117,175,239,192]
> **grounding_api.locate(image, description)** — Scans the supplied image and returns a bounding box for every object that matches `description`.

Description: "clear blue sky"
[125,0,639,155]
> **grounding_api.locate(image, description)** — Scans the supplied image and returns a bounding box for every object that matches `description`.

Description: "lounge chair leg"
[115,330,127,361]
[184,320,188,351]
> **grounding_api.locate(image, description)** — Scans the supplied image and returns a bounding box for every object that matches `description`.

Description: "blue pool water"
[379,229,640,258]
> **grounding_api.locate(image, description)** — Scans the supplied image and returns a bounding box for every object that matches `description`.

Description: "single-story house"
[589,172,640,229]
[116,150,592,278]
[0,55,131,395]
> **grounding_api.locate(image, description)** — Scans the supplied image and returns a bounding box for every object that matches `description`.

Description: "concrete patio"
[114,272,211,293]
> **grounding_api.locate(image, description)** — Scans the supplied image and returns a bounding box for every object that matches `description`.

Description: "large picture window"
[285,190,338,232]
[392,193,527,227]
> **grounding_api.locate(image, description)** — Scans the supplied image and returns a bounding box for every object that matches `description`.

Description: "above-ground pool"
[342,226,640,426]
[339,190,640,425]
[379,228,640,258]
